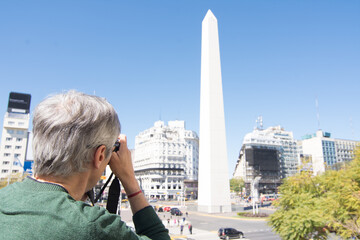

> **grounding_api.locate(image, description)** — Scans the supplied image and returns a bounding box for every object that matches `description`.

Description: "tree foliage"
[230,177,245,193]
[269,147,360,240]
[0,172,28,190]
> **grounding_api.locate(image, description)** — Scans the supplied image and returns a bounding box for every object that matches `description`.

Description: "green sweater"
[0,177,170,240]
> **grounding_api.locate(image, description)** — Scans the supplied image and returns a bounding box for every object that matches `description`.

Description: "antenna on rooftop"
[256,116,263,130]
[315,97,321,130]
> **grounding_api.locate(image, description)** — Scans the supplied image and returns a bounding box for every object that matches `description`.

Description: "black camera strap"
[106,176,121,214]
[87,173,121,214]
[87,173,115,205]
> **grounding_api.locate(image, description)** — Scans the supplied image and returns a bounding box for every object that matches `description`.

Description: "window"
[1,170,8,173]
[14,154,20,158]
[4,153,10,157]
[16,138,22,142]
[5,145,11,149]
[7,130,14,134]
[3,161,9,165]
[15,146,22,149]
[6,137,12,141]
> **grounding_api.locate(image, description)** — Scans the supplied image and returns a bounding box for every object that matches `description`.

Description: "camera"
[113,140,120,152]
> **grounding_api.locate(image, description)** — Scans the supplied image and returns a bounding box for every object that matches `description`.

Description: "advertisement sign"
[7,92,31,113]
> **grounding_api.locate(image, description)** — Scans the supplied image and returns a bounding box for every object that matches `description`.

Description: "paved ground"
[120,205,277,240]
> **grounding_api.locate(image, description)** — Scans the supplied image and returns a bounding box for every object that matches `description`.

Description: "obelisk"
[198,10,231,213]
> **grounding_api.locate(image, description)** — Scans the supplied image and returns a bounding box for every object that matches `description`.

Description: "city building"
[299,130,359,175]
[133,120,199,200]
[233,125,299,195]
[0,92,31,181]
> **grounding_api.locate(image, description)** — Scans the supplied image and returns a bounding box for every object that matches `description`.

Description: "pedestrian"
[180,224,184,234]
[188,222,193,234]
[186,212,188,217]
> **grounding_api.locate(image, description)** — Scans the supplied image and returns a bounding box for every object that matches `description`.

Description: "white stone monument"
[198,9,231,213]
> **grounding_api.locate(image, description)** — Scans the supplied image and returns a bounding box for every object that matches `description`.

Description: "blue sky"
[1,1,359,177]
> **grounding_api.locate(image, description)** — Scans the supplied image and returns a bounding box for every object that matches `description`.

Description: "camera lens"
[113,141,120,152]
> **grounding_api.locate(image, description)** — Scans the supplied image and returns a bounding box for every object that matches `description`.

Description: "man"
[0,90,170,240]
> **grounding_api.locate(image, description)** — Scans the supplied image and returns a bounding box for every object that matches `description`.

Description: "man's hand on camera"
[109,135,139,194]
[109,134,149,214]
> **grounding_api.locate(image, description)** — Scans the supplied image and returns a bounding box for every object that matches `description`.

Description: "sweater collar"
[23,176,69,193]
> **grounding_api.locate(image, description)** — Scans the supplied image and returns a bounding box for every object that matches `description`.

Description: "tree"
[269,147,360,240]
[0,172,28,190]
[230,178,244,194]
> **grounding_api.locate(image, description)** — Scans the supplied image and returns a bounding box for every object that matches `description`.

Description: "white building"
[300,130,359,175]
[233,125,299,194]
[0,92,31,181]
[271,126,299,178]
[234,126,299,178]
[133,120,199,200]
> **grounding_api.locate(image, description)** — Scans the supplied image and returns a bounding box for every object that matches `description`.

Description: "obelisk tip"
[203,9,217,23]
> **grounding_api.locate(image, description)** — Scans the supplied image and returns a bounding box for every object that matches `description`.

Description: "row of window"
[149,185,182,190]
[149,178,182,183]
[4,145,22,149]
[6,137,23,142]
[3,153,21,157]
[7,130,26,135]
[1,169,19,174]
[136,141,199,150]
[7,121,25,126]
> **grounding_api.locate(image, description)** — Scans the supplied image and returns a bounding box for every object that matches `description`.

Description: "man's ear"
[93,145,107,169]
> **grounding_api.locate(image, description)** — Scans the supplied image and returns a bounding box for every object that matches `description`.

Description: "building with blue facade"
[299,130,359,174]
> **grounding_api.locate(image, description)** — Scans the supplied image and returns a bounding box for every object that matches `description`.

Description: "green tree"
[269,147,360,240]
[230,178,244,194]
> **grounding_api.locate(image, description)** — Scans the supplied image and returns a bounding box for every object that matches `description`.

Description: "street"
[183,210,280,240]
[120,204,281,240]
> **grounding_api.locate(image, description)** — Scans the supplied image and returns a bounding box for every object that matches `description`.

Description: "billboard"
[245,148,280,172]
[23,160,34,176]
[7,92,31,113]
[244,147,281,194]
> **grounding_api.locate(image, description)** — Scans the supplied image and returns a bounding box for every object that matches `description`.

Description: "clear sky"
[1,1,359,178]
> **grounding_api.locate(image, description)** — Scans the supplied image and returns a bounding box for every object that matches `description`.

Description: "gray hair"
[32,90,120,177]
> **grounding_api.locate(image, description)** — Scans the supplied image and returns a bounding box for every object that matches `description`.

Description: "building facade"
[133,120,199,200]
[233,126,299,195]
[0,92,31,181]
[299,130,359,174]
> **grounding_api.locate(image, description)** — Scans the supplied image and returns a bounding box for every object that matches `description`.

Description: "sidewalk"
[167,224,218,240]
